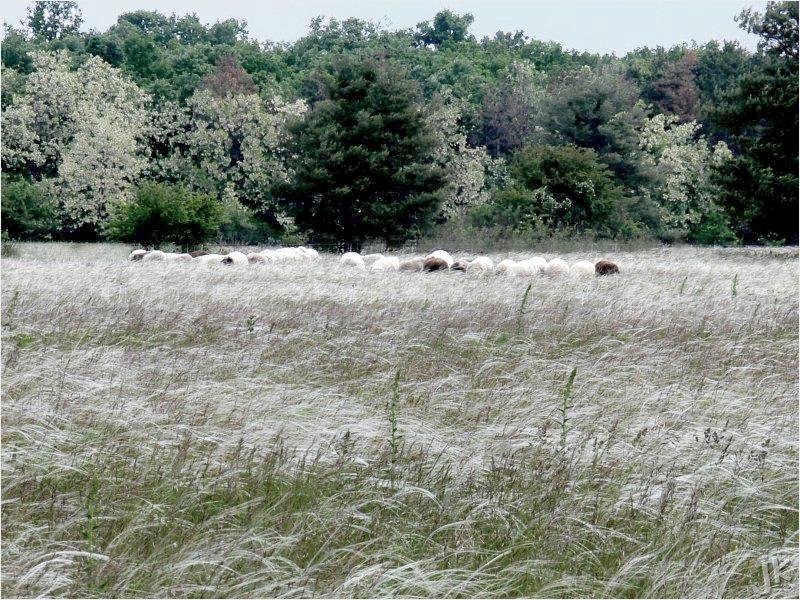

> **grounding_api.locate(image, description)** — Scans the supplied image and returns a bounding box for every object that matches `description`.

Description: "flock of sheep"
[128,247,320,265]
[129,246,620,277]
[340,250,619,277]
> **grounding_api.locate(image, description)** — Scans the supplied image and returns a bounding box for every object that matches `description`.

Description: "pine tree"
[278,55,448,248]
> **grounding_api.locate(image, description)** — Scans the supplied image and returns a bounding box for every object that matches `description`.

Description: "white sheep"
[466,256,493,274]
[222,251,248,265]
[259,249,278,261]
[163,252,191,262]
[495,259,518,276]
[522,256,548,274]
[290,247,313,261]
[570,260,595,277]
[545,257,570,276]
[274,248,302,261]
[425,250,454,268]
[299,246,320,259]
[129,249,147,261]
[340,252,366,269]
[141,250,165,262]
[512,261,535,277]
[371,256,400,272]
[361,253,385,266]
[194,253,226,264]
[399,257,424,272]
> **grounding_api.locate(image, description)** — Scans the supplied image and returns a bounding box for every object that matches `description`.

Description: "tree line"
[2,1,797,248]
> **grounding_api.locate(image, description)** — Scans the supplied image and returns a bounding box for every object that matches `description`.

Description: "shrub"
[217,199,280,245]
[688,207,739,245]
[107,182,223,248]
[0,176,58,240]
[470,145,637,238]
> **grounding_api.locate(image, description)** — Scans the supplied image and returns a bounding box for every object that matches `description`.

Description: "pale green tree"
[1,51,149,235]
[638,113,732,232]
[149,90,306,225]
[426,90,493,219]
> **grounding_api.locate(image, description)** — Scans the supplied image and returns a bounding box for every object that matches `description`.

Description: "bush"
[217,199,281,245]
[688,207,739,246]
[469,145,638,238]
[1,177,59,240]
[107,182,223,248]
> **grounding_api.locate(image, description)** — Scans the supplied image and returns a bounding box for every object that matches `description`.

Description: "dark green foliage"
[539,66,641,152]
[278,55,448,248]
[510,146,627,233]
[415,10,475,46]
[687,205,738,246]
[713,1,798,243]
[0,177,58,240]
[107,182,223,248]
[473,146,633,237]
[1,26,34,73]
[217,201,280,245]
[479,63,543,156]
[538,66,650,188]
[712,156,797,244]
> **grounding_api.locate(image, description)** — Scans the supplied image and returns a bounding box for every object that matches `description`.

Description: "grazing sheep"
[299,246,320,259]
[570,260,595,277]
[129,249,147,261]
[523,256,548,274]
[189,250,209,258]
[595,260,620,276]
[362,253,385,266]
[340,252,366,269]
[291,247,313,260]
[467,256,494,274]
[425,250,454,268]
[274,248,300,261]
[372,256,401,272]
[163,252,192,262]
[495,259,518,276]
[222,251,248,265]
[545,258,569,276]
[423,256,450,272]
[512,261,535,277]
[247,253,267,264]
[142,250,165,262]
[451,258,471,272]
[259,249,278,261]
[399,257,424,272]
[194,253,225,264]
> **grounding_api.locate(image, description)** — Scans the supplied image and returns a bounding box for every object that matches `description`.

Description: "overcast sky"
[3,0,761,55]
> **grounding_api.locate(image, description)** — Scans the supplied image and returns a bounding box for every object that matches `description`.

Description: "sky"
[2,0,762,55]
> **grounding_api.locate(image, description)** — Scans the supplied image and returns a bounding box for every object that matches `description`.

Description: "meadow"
[1,242,798,598]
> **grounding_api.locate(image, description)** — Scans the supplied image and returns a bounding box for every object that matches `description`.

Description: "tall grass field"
[1,243,797,598]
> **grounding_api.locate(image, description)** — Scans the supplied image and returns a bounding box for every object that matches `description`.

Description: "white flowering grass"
[2,243,798,598]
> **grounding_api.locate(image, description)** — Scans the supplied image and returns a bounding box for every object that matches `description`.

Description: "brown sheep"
[595,260,620,276]
[189,250,209,258]
[423,257,450,272]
